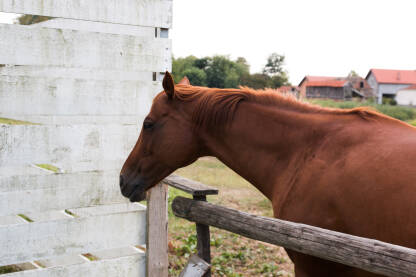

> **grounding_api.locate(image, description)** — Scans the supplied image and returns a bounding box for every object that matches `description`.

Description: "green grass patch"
[17,214,33,223]
[0,265,21,274]
[0,117,38,125]
[308,99,416,121]
[168,158,293,276]
[407,119,416,126]
[36,164,60,173]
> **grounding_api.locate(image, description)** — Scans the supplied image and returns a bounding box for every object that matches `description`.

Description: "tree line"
[172,53,290,89]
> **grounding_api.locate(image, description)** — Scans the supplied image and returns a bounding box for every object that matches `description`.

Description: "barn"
[365,69,416,104]
[299,75,373,100]
[395,85,416,106]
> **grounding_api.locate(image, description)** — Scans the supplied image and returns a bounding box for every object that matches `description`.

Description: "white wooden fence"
[0,0,172,276]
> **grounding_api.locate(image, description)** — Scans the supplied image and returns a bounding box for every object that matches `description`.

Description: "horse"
[120,72,416,277]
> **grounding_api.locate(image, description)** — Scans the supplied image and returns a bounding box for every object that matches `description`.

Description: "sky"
[1,0,415,84]
[171,0,416,84]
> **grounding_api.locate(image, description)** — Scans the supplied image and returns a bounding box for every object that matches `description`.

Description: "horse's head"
[120,72,200,201]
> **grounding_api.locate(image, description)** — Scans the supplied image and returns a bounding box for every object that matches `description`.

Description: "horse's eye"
[143,121,154,130]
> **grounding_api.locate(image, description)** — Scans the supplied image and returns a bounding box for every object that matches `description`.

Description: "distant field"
[170,158,294,277]
[308,99,416,124]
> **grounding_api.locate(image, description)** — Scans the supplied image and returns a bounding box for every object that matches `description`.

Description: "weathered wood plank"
[0,0,172,28]
[32,18,156,37]
[0,124,137,168]
[0,24,171,72]
[146,182,168,277]
[0,75,160,118]
[0,170,130,216]
[0,66,154,81]
[163,174,219,196]
[172,196,416,277]
[0,203,146,266]
[1,253,145,277]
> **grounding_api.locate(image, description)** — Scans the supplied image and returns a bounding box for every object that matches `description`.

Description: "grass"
[0,117,38,125]
[35,164,60,173]
[308,99,416,122]
[168,158,293,276]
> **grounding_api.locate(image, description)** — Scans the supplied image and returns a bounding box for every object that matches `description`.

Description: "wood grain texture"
[163,174,219,196]
[0,203,146,266]
[0,0,172,28]
[0,24,171,72]
[172,196,416,277]
[1,253,145,277]
[0,124,137,168]
[0,75,160,117]
[0,170,130,216]
[146,183,169,277]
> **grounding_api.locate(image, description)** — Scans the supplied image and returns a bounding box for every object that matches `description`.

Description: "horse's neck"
[201,101,332,200]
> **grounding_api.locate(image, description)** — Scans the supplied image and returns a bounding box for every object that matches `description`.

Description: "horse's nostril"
[119,175,124,187]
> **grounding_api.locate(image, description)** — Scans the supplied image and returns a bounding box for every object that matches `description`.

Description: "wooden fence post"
[146,182,169,277]
[194,195,211,277]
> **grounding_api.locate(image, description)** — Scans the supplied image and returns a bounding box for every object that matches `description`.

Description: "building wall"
[306,86,345,99]
[395,89,416,106]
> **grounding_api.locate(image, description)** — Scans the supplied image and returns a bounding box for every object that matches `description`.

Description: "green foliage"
[36,164,59,173]
[17,14,52,25]
[309,99,416,121]
[172,53,289,89]
[182,67,207,86]
[263,53,285,76]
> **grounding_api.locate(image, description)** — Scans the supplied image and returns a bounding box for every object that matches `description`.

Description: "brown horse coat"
[121,72,416,276]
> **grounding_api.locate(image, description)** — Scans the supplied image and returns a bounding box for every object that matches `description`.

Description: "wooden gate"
[0,1,172,276]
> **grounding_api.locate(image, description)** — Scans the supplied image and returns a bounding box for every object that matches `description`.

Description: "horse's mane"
[173,84,386,131]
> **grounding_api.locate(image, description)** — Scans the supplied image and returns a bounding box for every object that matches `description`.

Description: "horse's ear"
[163,71,175,99]
[178,76,190,85]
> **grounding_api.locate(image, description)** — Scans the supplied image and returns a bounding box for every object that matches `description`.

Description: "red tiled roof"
[298,76,341,87]
[367,69,416,84]
[306,80,347,87]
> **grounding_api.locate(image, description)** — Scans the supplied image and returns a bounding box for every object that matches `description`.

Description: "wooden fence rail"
[172,196,416,277]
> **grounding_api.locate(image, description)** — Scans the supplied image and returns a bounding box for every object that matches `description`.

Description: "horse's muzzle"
[119,174,147,202]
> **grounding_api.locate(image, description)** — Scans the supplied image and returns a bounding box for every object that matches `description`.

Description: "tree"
[182,67,207,86]
[263,53,285,76]
[240,73,270,89]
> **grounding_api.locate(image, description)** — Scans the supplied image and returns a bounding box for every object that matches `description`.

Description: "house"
[277,85,300,98]
[298,75,373,100]
[365,69,416,104]
[395,85,416,106]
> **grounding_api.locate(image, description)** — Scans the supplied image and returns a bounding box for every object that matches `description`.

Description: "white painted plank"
[0,24,171,72]
[32,18,156,37]
[2,253,145,277]
[0,203,146,266]
[0,75,161,118]
[35,254,87,268]
[1,115,142,125]
[91,246,144,260]
[0,66,155,81]
[0,0,172,28]
[0,215,26,226]
[0,124,138,169]
[0,170,130,216]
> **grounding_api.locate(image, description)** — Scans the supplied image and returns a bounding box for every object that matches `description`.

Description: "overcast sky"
[1,0,415,84]
[171,0,416,84]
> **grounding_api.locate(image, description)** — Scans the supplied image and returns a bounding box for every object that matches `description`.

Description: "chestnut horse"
[120,72,416,277]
